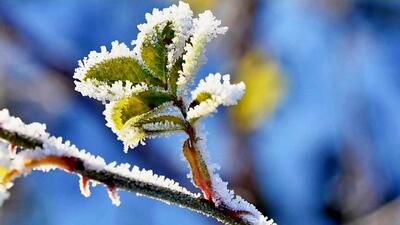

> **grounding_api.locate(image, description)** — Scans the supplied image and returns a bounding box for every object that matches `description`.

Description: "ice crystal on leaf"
[103,92,184,152]
[177,11,228,95]
[74,41,163,102]
[133,1,194,68]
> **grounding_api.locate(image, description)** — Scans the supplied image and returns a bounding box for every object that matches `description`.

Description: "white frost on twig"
[79,175,91,198]
[0,108,198,206]
[192,127,277,225]
[107,185,121,206]
[0,183,11,207]
[0,142,15,206]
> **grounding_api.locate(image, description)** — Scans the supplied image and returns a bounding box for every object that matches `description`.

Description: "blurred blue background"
[0,0,400,225]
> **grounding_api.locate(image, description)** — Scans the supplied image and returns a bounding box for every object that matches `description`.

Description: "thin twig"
[0,127,249,225]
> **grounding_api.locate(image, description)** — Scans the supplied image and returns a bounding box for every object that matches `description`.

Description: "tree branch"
[0,127,249,225]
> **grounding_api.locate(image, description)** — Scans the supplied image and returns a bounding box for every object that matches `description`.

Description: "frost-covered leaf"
[74,41,164,102]
[176,11,228,95]
[133,2,194,70]
[187,73,245,122]
[141,22,175,84]
[109,90,174,130]
[84,56,163,87]
[103,89,179,151]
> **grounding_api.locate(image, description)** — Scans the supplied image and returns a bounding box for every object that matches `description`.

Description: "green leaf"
[168,57,183,94]
[136,89,174,109]
[141,22,175,85]
[110,89,174,130]
[84,56,163,87]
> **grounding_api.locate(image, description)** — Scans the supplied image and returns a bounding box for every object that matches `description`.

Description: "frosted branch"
[0,109,254,225]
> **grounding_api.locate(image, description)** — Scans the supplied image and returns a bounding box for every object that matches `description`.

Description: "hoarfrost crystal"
[193,129,276,225]
[142,121,182,131]
[76,80,149,103]
[0,184,11,207]
[0,142,13,206]
[79,175,91,198]
[103,100,179,152]
[133,1,194,67]
[187,73,245,120]
[177,11,228,95]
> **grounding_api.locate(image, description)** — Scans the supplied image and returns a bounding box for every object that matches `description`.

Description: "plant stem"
[0,126,249,225]
[174,99,214,200]
[0,127,42,149]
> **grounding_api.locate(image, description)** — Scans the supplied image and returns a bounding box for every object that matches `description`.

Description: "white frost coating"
[191,73,245,106]
[133,1,193,68]
[107,187,121,206]
[103,101,146,153]
[79,175,91,198]
[75,80,149,103]
[187,99,219,121]
[0,109,47,141]
[74,40,133,81]
[0,108,199,206]
[142,121,182,131]
[192,127,277,225]
[0,140,24,207]
[177,11,228,95]
[254,216,277,225]
[0,142,12,169]
[0,142,14,207]
[187,73,245,120]
[74,41,146,102]
[103,101,177,153]
[0,184,11,207]
[211,174,276,225]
